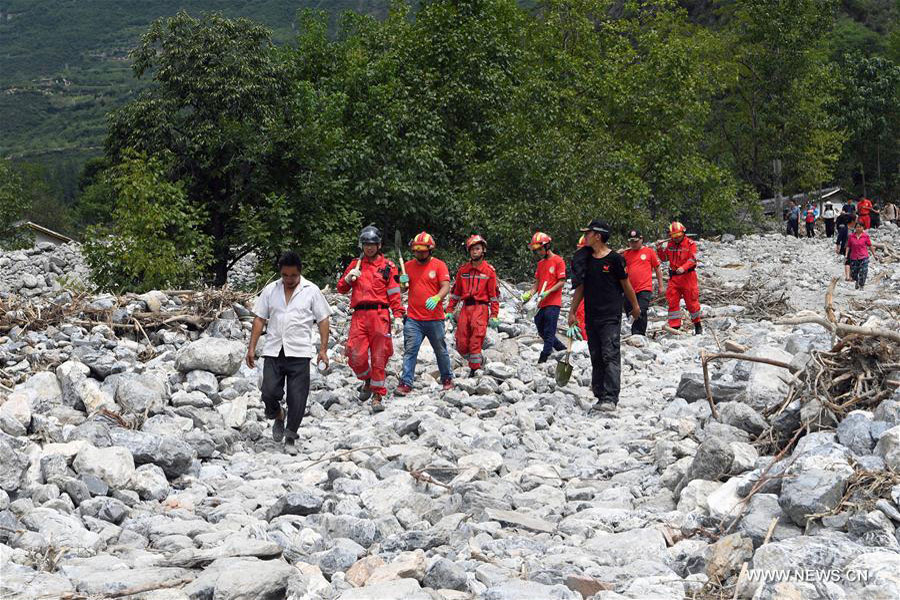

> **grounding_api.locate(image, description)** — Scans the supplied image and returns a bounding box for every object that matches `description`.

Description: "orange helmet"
[529,232,552,250]
[409,231,435,251]
[669,221,686,239]
[576,234,587,248]
[465,234,487,251]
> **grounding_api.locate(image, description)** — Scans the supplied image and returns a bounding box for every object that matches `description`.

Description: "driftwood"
[776,314,900,344]
[701,350,795,420]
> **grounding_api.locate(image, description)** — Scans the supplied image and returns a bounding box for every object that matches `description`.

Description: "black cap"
[627,229,641,240]
[580,219,610,234]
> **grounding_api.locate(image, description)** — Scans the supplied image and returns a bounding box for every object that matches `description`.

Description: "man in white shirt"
[246,252,331,453]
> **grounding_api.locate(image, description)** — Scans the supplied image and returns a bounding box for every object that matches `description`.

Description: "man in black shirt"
[568,219,640,412]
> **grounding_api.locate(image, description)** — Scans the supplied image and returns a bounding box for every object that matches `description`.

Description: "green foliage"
[82,152,212,293]
[105,11,292,285]
[0,160,33,249]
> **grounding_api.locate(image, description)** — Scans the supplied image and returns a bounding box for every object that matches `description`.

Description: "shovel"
[555,334,574,386]
[394,230,407,285]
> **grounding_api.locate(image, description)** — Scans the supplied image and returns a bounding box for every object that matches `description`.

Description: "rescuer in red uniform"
[656,221,702,335]
[337,225,405,412]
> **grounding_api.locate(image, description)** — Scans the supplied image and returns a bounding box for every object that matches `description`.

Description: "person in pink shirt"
[846,222,876,289]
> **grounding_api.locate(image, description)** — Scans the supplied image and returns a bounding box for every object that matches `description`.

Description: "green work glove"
[489,318,500,329]
[540,291,550,301]
[399,274,409,284]
[425,295,441,310]
[566,325,583,340]
[521,291,533,302]
[445,311,456,323]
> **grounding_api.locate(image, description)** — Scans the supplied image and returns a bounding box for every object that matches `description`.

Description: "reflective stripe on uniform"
[668,311,681,318]
[469,354,483,364]
[370,379,386,388]
[387,287,401,296]
[689,310,702,319]
[356,369,370,379]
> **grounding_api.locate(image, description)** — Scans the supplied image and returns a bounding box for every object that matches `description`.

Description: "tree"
[711,0,844,197]
[82,152,212,293]
[833,53,900,197]
[105,11,289,285]
[0,160,33,249]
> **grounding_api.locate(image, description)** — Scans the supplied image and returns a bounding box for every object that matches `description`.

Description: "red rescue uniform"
[575,301,587,341]
[535,254,566,308]
[657,237,701,329]
[337,254,405,396]
[857,198,873,229]
[446,260,499,371]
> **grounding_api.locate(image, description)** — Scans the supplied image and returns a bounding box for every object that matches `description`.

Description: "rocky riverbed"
[1,227,899,600]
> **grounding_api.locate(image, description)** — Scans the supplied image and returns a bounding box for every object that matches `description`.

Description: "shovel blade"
[555,359,573,386]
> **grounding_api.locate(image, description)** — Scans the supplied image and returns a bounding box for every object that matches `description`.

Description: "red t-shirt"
[535,253,566,308]
[857,198,872,216]
[622,246,660,293]
[404,258,450,320]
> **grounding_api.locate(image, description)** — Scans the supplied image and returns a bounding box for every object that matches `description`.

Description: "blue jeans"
[534,306,566,359]
[401,318,453,386]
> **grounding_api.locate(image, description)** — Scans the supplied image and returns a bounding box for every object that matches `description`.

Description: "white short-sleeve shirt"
[253,277,331,358]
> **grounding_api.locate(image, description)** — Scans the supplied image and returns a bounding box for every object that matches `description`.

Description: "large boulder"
[108,428,195,478]
[73,445,135,490]
[56,361,116,413]
[717,401,767,436]
[676,372,743,402]
[874,425,900,471]
[0,435,28,492]
[687,436,734,482]
[175,338,244,376]
[114,372,168,416]
[779,454,853,527]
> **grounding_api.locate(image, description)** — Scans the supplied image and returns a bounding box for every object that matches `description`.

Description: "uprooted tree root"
[809,461,900,522]
[701,277,791,319]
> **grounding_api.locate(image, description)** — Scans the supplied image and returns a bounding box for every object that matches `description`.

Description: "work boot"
[469,368,479,378]
[591,401,617,413]
[358,380,372,402]
[442,379,454,391]
[284,437,298,455]
[537,353,549,364]
[396,383,412,396]
[694,323,703,336]
[371,394,385,413]
[272,409,285,442]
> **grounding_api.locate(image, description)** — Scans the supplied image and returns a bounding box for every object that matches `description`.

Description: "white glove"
[346,266,362,283]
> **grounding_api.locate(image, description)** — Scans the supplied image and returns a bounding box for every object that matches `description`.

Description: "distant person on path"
[657,221,703,335]
[621,229,663,336]
[847,221,875,289]
[446,235,500,377]
[804,203,818,238]
[396,232,453,396]
[882,201,898,225]
[857,196,873,229]
[568,219,640,412]
[337,225,405,412]
[247,251,331,454]
[835,215,855,282]
[822,202,836,238]
[871,200,881,228]
[786,201,800,237]
[521,232,567,363]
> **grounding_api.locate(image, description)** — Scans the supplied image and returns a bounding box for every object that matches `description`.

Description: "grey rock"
[317,538,365,576]
[338,579,432,600]
[175,337,244,376]
[108,428,195,478]
[115,372,167,416]
[79,473,108,497]
[676,372,743,402]
[688,436,734,482]
[874,424,900,471]
[779,455,853,527]
[71,567,192,597]
[73,445,135,490]
[128,464,170,501]
[873,400,900,426]
[423,558,468,591]
[185,369,218,395]
[483,579,579,600]
[266,489,326,521]
[0,435,27,492]
[0,565,75,599]
[78,496,129,525]
[837,411,875,454]
[717,401,766,436]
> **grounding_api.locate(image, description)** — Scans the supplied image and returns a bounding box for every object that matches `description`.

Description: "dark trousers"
[786,219,799,237]
[824,219,835,238]
[805,222,814,237]
[623,290,652,336]
[534,306,566,359]
[261,350,310,437]
[586,319,621,404]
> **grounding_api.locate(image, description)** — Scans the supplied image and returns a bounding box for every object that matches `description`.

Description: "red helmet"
[529,232,552,250]
[465,234,487,251]
[669,221,686,239]
[576,234,587,248]
[409,231,435,251]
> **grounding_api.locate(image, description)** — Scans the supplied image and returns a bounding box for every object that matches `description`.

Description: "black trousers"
[623,290,652,336]
[534,306,566,359]
[824,219,835,237]
[261,350,310,437]
[586,319,621,404]
[786,219,799,237]
[805,222,814,237]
